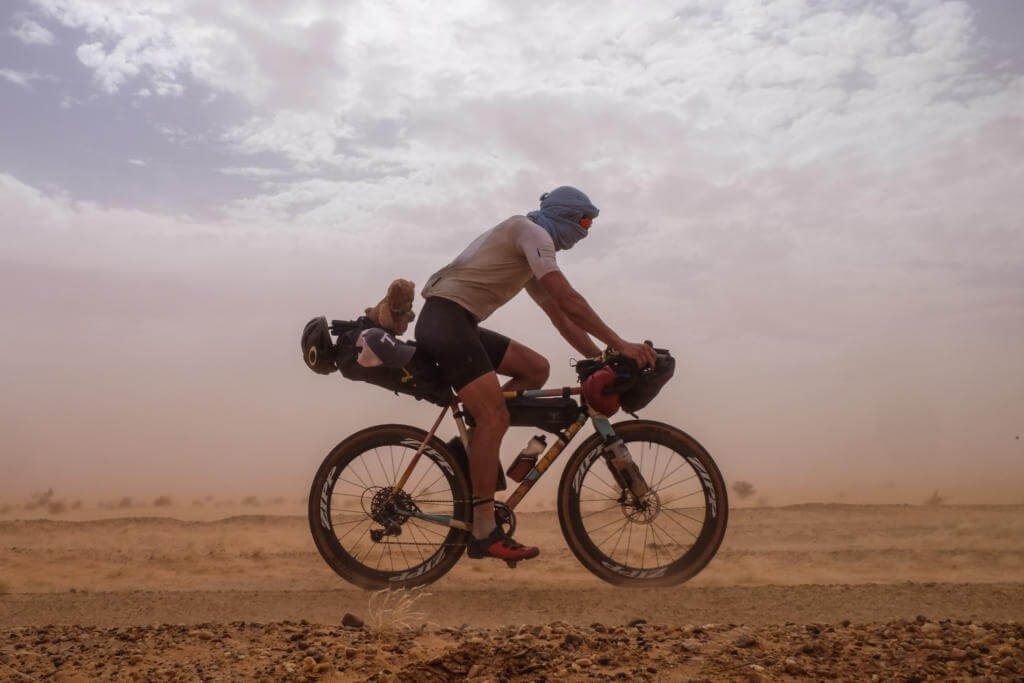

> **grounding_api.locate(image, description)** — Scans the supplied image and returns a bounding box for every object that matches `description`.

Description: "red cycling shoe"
[466,528,540,567]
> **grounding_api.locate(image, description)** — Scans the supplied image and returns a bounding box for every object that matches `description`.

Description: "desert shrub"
[923,490,946,506]
[25,488,55,511]
[241,496,261,507]
[0,503,12,515]
[117,497,134,509]
[366,587,431,634]
[731,480,756,500]
[152,495,174,507]
[70,500,83,510]
[47,501,67,515]
[270,496,287,505]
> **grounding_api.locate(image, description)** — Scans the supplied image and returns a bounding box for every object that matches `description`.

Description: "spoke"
[646,443,659,487]
[641,524,649,569]
[327,516,366,526]
[388,446,397,486]
[660,508,700,540]
[360,453,377,489]
[662,507,706,526]
[658,472,699,492]
[337,518,371,544]
[655,446,674,491]
[648,523,664,567]
[606,520,630,559]
[408,518,447,539]
[625,520,633,567]
[652,459,689,492]
[342,468,370,490]
[585,465,621,495]
[405,524,428,564]
[662,489,704,505]
[351,525,373,562]
[651,519,690,554]
[413,473,446,500]
[329,506,367,515]
[581,503,622,520]
[585,514,630,536]
[329,492,364,498]
[582,483,618,499]
[408,460,435,496]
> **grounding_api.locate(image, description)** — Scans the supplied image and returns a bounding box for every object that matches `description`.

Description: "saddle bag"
[300,316,453,407]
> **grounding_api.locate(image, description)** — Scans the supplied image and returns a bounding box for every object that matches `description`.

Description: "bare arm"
[528,285,602,357]
[537,271,657,367]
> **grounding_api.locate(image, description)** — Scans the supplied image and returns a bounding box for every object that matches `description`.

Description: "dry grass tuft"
[366,587,432,634]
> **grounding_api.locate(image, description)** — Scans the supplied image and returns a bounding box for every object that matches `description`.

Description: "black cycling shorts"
[414,296,511,392]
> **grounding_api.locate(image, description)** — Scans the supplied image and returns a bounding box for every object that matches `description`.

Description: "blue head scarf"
[527,186,599,251]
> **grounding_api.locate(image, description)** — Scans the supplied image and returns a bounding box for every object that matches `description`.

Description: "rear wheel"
[557,420,728,587]
[308,424,471,590]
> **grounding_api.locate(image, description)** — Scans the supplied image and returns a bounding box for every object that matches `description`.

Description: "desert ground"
[1,502,1022,680]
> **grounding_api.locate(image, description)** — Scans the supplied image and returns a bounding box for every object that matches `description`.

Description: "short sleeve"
[517,221,560,279]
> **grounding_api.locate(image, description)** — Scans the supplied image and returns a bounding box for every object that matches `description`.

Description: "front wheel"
[557,420,728,587]
[308,424,471,590]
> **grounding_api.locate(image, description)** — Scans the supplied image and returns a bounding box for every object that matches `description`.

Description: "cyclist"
[414,186,657,564]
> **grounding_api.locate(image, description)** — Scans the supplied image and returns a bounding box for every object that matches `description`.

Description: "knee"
[529,357,551,388]
[475,402,511,434]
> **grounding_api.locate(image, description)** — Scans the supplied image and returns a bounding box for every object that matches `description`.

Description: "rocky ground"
[2,617,1022,681]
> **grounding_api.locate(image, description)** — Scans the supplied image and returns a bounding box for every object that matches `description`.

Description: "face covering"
[527,186,600,251]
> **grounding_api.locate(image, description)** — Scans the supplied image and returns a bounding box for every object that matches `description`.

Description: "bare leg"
[497,340,550,392]
[457,371,510,538]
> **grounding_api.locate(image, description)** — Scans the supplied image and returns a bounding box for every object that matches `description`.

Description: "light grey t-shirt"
[421,215,558,321]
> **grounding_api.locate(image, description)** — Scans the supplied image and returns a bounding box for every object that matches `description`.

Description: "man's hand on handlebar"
[615,340,658,369]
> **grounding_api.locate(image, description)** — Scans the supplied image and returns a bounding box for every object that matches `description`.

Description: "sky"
[1,0,1022,507]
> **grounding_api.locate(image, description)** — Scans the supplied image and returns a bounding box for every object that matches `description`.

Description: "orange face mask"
[580,217,593,229]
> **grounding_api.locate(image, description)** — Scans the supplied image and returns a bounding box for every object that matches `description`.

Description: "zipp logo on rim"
[319,466,337,530]
[601,560,668,579]
[686,456,717,517]
[400,439,453,475]
[391,551,444,581]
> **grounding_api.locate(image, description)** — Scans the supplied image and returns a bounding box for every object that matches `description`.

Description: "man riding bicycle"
[415,186,658,564]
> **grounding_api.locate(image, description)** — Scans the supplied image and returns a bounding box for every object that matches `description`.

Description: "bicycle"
[307,348,728,590]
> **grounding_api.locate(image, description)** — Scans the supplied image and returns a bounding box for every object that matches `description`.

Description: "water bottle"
[603,437,650,499]
[507,435,546,482]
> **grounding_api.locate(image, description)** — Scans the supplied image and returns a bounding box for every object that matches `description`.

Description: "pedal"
[505,560,518,569]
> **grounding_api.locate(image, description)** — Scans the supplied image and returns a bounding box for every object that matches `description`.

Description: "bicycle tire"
[308,424,471,590]
[557,420,728,587]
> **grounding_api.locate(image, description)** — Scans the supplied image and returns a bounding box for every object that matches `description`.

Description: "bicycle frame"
[389,385,621,532]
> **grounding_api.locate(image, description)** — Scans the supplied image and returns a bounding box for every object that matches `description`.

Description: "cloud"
[10,17,55,45]
[0,68,56,88]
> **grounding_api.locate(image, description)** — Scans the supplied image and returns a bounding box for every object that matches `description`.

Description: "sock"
[472,503,497,539]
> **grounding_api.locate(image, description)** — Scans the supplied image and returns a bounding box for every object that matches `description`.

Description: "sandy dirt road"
[1,505,1023,679]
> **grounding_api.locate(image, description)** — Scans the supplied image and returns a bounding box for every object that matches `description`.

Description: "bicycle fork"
[592,418,651,501]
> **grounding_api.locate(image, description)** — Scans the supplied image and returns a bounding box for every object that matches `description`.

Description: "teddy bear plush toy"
[364,279,417,336]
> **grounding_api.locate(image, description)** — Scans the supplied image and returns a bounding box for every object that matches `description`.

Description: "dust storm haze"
[2,0,1023,509]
